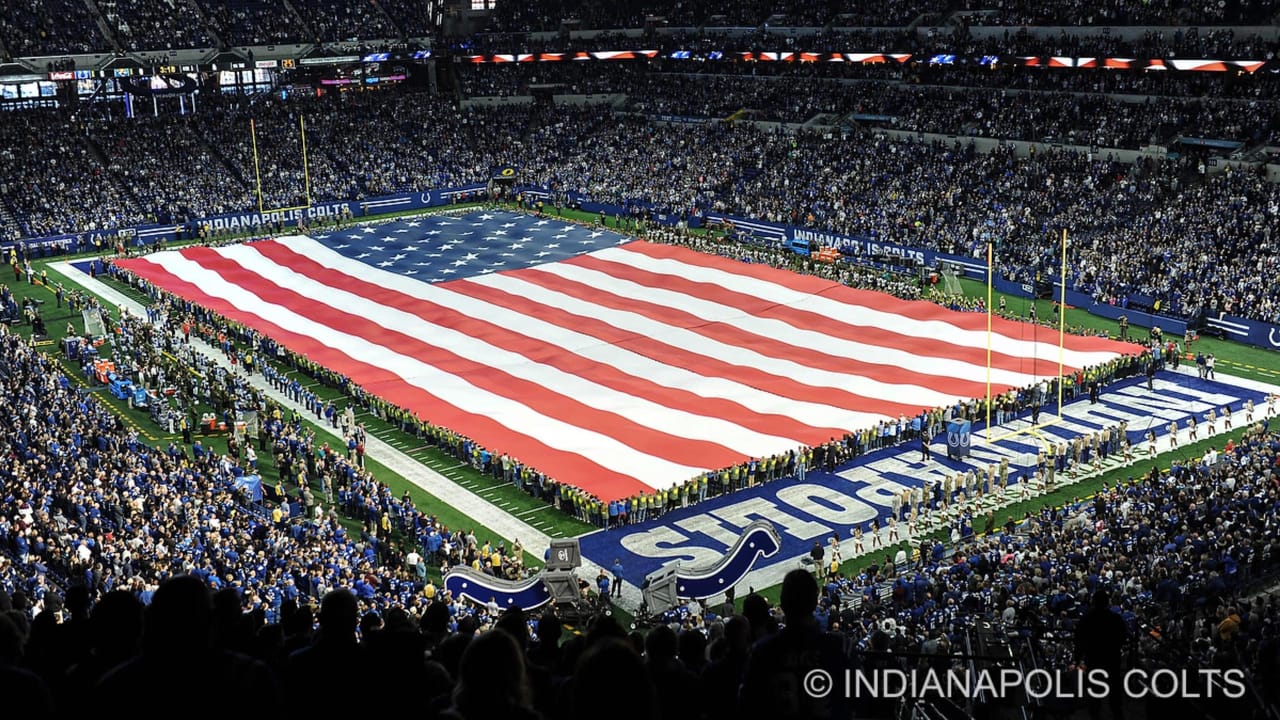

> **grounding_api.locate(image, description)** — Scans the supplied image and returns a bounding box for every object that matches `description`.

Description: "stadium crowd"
[202,0,295,46]
[1,301,1277,717]
[1,85,1278,322]
[0,0,105,57]
[97,0,215,51]
[0,3,1279,718]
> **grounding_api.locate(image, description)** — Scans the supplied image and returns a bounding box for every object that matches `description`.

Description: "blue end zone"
[581,373,1269,587]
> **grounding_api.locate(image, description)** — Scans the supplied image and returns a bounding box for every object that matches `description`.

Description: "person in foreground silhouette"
[1075,589,1128,720]
[740,569,848,720]
[96,575,280,709]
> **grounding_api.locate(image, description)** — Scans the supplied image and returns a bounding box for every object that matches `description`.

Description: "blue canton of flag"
[309,210,629,282]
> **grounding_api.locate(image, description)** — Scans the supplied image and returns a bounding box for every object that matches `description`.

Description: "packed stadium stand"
[2,1,1280,718]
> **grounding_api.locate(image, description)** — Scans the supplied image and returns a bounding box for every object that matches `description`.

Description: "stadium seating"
[196,0,301,47]
[97,0,215,51]
[0,0,107,56]
[1,7,1280,718]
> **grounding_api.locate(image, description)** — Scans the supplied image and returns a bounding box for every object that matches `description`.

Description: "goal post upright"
[983,228,1071,450]
[1057,228,1067,421]
[250,114,314,215]
[299,115,313,208]
[251,118,265,213]
[985,239,993,443]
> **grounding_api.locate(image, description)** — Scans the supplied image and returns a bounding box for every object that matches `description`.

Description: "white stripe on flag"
[594,245,1121,370]
[137,248,707,486]
[216,242,806,459]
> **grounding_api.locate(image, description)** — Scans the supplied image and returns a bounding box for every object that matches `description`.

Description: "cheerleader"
[1245,398,1255,424]
[907,506,919,536]
[871,519,883,549]
[888,516,900,543]
[1222,405,1232,431]
[1187,414,1198,442]
[1206,407,1217,434]
[1122,435,1133,465]
[852,525,865,555]
[1269,393,1277,418]
[828,532,843,567]
[1168,421,1179,450]
[1147,429,1157,456]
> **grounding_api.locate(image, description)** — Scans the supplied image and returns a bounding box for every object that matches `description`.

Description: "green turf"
[960,277,1280,384]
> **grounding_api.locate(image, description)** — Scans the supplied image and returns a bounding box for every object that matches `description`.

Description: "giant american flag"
[116,210,1131,501]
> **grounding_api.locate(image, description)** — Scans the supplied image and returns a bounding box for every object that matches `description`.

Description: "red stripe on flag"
[117,252,655,500]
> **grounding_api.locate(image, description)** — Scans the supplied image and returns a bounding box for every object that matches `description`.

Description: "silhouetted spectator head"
[644,624,678,664]
[494,606,528,648]
[678,628,708,671]
[143,574,213,657]
[359,610,384,637]
[572,637,656,720]
[451,629,533,719]
[383,607,416,633]
[422,600,451,636]
[742,591,771,635]
[585,612,626,644]
[318,588,359,639]
[65,584,92,620]
[0,611,24,664]
[535,609,561,647]
[91,590,144,656]
[780,569,819,622]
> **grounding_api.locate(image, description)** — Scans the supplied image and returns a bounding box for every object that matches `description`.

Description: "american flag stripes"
[116,212,1129,501]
